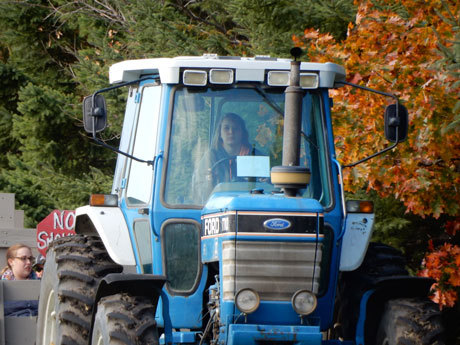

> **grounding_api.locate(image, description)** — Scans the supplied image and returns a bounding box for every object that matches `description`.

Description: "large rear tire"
[36,235,123,345]
[376,297,444,345]
[91,293,159,345]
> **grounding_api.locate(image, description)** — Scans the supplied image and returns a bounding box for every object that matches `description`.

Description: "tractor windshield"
[163,85,331,208]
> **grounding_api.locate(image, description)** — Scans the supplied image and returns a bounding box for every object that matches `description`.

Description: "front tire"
[91,293,159,345]
[376,297,444,344]
[36,235,123,345]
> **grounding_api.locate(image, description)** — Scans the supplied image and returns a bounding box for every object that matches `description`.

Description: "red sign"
[36,210,76,256]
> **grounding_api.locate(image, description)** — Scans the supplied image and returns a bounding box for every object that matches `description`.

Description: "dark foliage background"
[0,0,355,226]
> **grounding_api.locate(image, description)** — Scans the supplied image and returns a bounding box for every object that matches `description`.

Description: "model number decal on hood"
[263,218,292,231]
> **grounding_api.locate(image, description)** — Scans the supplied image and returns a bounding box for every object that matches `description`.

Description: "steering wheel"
[210,156,236,172]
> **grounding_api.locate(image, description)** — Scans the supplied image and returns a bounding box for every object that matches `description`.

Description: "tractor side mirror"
[83,94,107,134]
[384,103,408,142]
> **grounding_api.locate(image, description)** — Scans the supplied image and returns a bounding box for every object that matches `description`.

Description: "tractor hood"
[202,191,324,216]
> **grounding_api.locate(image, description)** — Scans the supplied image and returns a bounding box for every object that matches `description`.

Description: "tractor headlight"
[291,289,317,316]
[235,288,260,314]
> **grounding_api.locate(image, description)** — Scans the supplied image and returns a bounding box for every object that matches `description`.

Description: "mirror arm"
[93,76,156,97]
[335,81,398,100]
[334,81,401,168]
[91,117,155,166]
[342,137,398,168]
[89,76,159,167]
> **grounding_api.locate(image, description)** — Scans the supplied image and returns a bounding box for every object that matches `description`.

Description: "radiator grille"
[222,241,322,301]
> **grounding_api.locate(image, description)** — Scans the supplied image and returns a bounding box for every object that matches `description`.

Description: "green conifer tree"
[0,0,356,225]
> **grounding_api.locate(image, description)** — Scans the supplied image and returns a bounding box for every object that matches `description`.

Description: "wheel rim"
[42,289,56,345]
[93,329,103,345]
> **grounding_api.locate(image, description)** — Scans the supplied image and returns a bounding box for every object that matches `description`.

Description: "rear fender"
[356,276,435,345]
[75,205,136,265]
[89,273,170,344]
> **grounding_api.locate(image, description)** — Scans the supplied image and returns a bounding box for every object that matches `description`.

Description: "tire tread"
[93,293,159,345]
[36,235,123,345]
[377,297,444,345]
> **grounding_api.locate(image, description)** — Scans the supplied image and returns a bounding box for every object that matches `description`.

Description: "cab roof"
[109,55,346,89]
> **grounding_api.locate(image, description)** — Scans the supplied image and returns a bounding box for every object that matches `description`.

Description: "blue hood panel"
[202,192,324,215]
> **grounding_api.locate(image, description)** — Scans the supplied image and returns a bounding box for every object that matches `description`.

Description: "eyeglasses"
[14,256,35,263]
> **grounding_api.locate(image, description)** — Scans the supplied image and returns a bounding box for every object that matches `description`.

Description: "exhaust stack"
[271,48,310,196]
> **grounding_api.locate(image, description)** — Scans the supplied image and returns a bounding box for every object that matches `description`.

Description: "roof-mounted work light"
[268,71,319,89]
[209,69,234,84]
[299,73,319,88]
[267,71,290,86]
[183,70,207,86]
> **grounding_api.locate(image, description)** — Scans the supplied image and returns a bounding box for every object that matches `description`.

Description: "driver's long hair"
[211,112,250,151]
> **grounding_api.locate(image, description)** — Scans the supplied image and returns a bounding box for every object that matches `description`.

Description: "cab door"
[120,80,162,274]
[151,84,207,329]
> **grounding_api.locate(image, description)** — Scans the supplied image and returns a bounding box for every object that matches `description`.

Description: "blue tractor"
[36,53,444,345]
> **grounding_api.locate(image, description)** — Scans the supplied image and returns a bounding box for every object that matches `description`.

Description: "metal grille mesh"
[222,241,322,301]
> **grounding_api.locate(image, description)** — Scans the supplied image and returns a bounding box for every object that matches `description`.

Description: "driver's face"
[221,118,242,147]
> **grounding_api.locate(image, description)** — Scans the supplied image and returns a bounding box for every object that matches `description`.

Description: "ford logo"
[263,218,291,231]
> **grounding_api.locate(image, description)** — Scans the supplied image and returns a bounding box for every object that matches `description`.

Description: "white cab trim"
[109,56,346,88]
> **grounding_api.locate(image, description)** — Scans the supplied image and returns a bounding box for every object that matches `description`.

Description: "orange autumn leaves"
[294,0,460,219]
[419,218,460,308]
[294,0,459,307]
[419,233,460,308]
